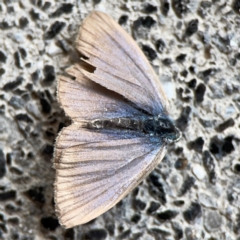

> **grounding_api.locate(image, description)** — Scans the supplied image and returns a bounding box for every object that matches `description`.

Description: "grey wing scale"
[57,73,143,122]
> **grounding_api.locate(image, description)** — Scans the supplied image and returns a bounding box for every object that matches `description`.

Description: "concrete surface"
[0,0,240,239]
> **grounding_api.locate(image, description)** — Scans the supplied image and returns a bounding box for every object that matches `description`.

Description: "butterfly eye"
[158,120,170,128]
[165,127,182,143]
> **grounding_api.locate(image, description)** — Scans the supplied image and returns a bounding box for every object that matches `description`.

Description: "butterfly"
[54,11,181,228]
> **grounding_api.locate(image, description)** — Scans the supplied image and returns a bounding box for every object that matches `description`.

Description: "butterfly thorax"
[87,116,181,143]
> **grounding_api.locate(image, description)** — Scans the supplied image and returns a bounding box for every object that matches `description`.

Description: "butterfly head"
[155,116,182,143]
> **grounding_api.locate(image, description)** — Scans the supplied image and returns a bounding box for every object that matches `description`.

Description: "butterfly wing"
[54,124,167,228]
[57,72,143,122]
[74,11,168,115]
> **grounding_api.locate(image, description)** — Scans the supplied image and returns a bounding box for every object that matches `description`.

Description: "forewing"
[74,11,168,115]
[54,124,167,228]
[57,72,142,122]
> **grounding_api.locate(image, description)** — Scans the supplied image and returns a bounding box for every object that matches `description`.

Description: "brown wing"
[54,124,167,228]
[73,11,168,115]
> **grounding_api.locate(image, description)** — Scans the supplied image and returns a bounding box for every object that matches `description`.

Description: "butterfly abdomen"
[86,117,144,131]
[86,116,180,142]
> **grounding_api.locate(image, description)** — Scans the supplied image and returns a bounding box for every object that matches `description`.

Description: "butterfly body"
[87,115,180,143]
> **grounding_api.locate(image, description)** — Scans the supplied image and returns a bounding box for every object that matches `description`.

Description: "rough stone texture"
[0,0,240,239]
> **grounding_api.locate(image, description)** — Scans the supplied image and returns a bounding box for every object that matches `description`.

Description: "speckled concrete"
[0,0,240,239]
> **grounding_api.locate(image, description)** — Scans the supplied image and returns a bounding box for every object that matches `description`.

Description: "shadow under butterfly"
[53,11,181,228]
